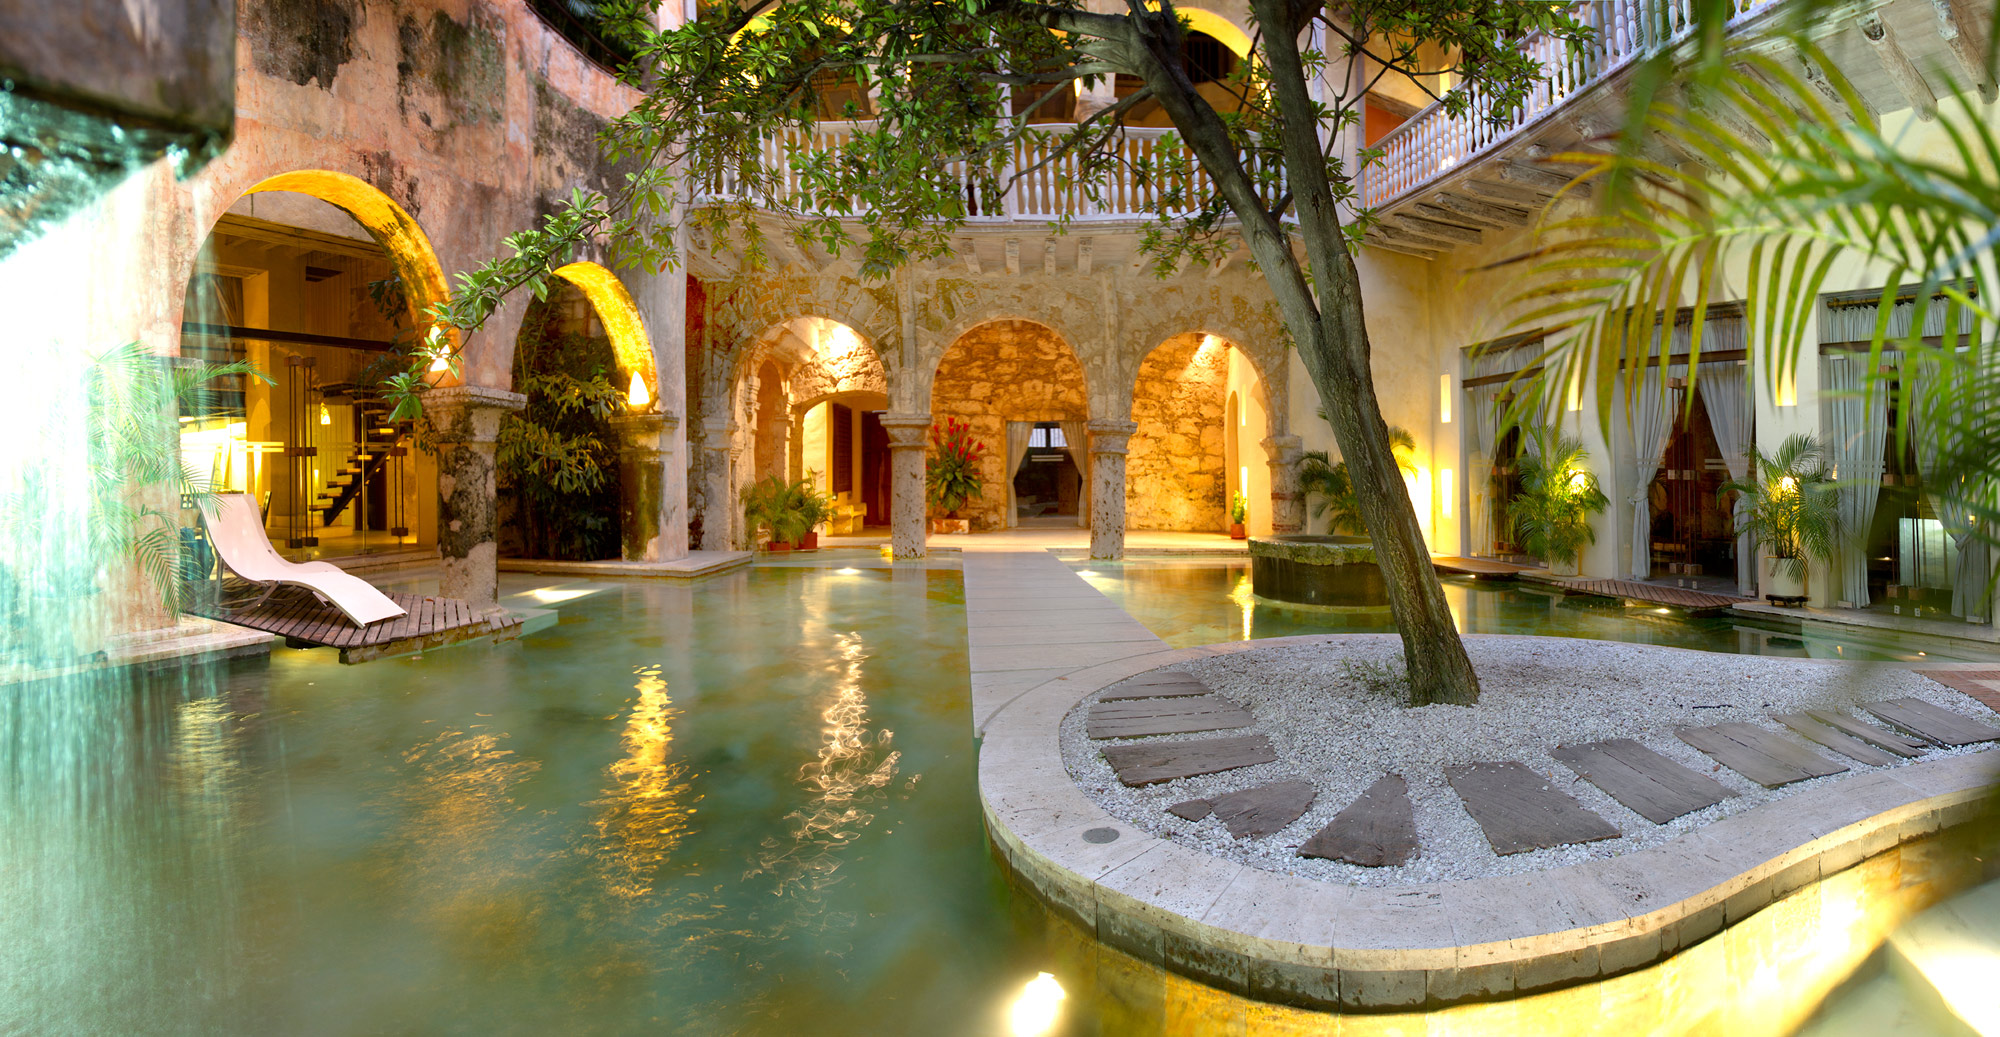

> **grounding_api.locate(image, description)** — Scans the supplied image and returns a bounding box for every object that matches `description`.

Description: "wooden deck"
[189,588,522,663]
[1557,578,1752,613]
[1431,555,1534,578]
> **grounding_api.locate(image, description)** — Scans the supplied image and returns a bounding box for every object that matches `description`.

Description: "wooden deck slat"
[1431,556,1530,577]
[1087,695,1255,739]
[1676,723,1847,787]
[1561,578,1751,611]
[1864,698,2000,747]
[1445,761,1622,855]
[1121,670,1204,687]
[1208,781,1317,839]
[1772,714,1906,767]
[1101,735,1278,786]
[1800,709,1927,756]
[1100,677,1214,700]
[1297,773,1419,866]
[188,587,517,664]
[1550,738,1737,824]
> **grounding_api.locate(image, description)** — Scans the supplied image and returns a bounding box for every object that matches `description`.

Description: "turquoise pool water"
[1069,557,2000,662]
[0,551,1983,1035]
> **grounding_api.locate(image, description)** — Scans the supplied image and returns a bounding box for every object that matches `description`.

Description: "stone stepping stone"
[1864,697,2000,747]
[1676,723,1847,788]
[1099,671,1213,700]
[1101,734,1277,786]
[1802,709,1926,757]
[1297,773,1417,867]
[1550,738,1737,824]
[1772,713,1906,768]
[1445,761,1622,856]
[1087,695,1253,739]
[1167,781,1317,838]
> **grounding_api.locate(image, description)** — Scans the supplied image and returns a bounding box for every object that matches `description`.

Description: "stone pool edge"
[976,634,2000,1011]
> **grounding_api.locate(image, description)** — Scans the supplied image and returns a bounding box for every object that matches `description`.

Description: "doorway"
[1012,422,1082,524]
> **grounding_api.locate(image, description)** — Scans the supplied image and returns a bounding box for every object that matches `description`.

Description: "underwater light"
[1007,972,1064,1036]
[835,567,861,575]
[1076,570,1098,577]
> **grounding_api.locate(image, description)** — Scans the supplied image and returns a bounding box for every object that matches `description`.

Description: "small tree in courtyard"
[403,0,1596,706]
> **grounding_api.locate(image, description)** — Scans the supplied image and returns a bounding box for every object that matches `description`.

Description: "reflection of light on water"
[1229,573,1255,641]
[1006,972,1064,1036]
[526,586,594,604]
[745,633,900,903]
[590,664,694,899]
[835,568,861,576]
[387,726,541,933]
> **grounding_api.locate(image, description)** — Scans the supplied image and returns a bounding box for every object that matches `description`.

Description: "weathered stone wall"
[1129,334,1228,531]
[931,320,1089,531]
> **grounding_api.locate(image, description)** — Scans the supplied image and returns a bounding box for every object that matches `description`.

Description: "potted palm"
[793,476,834,550]
[1510,427,1609,577]
[1228,492,1248,538]
[743,475,809,551]
[1297,425,1417,535]
[1723,433,1841,604]
[926,417,984,534]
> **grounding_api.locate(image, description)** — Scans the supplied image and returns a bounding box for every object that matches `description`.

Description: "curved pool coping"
[977,633,2000,1011]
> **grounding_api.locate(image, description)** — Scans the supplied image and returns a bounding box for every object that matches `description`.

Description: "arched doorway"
[176,171,452,561]
[728,316,889,544]
[930,320,1091,531]
[497,281,627,560]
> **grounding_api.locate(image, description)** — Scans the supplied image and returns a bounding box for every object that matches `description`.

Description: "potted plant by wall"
[1228,492,1248,539]
[1510,427,1609,577]
[793,476,834,550]
[1297,424,1418,536]
[1723,433,1841,604]
[742,474,809,551]
[926,417,984,535]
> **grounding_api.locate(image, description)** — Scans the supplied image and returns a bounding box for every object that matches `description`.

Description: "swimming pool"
[0,551,1978,1034]
[1067,556,2000,663]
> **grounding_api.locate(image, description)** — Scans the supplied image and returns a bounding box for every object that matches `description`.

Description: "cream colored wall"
[1226,344,1272,536]
[802,402,831,493]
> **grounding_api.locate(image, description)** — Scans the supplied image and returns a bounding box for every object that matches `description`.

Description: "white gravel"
[1058,634,1998,886]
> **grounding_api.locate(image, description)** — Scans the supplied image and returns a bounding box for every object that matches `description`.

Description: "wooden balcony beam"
[1860,12,1937,121]
[1932,0,1996,103]
[1461,178,1551,208]
[1393,214,1481,244]
[1375,220,1460,250]
[1497,162,1587,197]
[1425,193,1533,228]
[1799,52,1877,127]
[1363,234,1442,260]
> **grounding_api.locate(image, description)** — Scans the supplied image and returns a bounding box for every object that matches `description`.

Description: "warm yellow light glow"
[1566,374,1582,412]
[1440,468,1453,518]
[1567,469,1590,492]
[527,587,594,603]
[552,261,657,390]
[1776,366,1799,407]
[1440,374,1452,423]
[835,567,861,575]
[1008,973,1065,1036]
[428,353,450,373]
[627,369,653,411]
[1778,475,1798,494]
[1239,466,1249,496]
[318,404,331,426]
[1076,569,1098,578]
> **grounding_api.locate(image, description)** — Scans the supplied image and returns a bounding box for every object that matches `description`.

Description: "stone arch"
[930,318,1094,531]
[550,261,655,402]
[1128,333,1233,531]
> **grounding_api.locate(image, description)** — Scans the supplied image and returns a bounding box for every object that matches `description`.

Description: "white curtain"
[1059,420,1091,527]
[1819,354,1888,607]
[1625,365,1678,580]
[1464,346,1515,556]
[1909,356,1990,621]
[1004,422,1033,527]
[1695,315,1754,594]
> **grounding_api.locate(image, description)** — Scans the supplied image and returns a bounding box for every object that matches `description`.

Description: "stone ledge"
[496,551,752,580]
[978,633,2000,1011]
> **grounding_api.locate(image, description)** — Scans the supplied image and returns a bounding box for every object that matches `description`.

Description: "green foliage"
[926,417,985,516]
[1229,491,1248,525]
[742,474,829,545]
[1298,425,1416,535]
[1722,433,1842,579]
[498,305,622,559]
[1509,427,1609,568]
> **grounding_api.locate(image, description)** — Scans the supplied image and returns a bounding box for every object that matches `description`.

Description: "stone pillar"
[1263,434,1305,535]
[427,385,526,610]
[881,413,931,560]
[1089,420,1137,560]
[700,417,737,550]
[608,410,680,562]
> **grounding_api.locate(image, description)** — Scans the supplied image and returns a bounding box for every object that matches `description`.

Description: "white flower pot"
[1761,556,1807,601]
[1547,556,1581,577]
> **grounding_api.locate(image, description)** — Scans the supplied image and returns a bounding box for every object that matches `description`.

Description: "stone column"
[427,385,526,610]
[1089,420,1137,560]
[881,413,931,560]
[608,410,680,562]
[700,417,737,551]
[1263,434,1305,535]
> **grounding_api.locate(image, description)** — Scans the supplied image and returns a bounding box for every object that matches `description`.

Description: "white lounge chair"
[198,493,408,627]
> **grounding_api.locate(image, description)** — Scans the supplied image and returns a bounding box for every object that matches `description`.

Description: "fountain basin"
[1248,534,1388,610]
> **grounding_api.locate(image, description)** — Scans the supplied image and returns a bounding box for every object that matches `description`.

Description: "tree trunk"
[1138,0,1482,705]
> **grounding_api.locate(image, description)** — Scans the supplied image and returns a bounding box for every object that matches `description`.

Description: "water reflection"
[589,664,694,900]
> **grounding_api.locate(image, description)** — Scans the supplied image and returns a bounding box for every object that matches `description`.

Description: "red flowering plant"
[926,417,986,517]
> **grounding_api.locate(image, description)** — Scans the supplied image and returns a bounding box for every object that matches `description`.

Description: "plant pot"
[1228,523,1247,540]
[766,541,793,553]
[1761,556,1807,601]
[1546,555,1581,577]
[800,531,819,550]
[932,518,969,535]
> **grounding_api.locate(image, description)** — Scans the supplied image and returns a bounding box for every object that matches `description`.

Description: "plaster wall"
[1226,346,1273,536]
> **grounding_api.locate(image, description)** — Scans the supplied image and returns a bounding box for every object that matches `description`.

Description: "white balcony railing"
[700,122,1289,223]
[1361,0,1780,208]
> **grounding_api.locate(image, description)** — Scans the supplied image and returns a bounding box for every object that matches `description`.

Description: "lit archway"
[931,319,1091,531]
[551,261,656,405]
[1130,332,1234,531]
